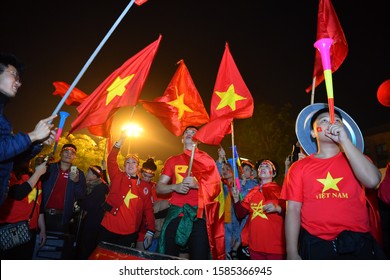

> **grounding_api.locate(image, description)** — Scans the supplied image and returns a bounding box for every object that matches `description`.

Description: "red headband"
[259,160,276,173]
[141,168,155,175]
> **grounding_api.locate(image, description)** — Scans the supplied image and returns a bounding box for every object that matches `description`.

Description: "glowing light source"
[122,123,143,137]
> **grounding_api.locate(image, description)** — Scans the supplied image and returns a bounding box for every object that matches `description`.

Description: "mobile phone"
[70,166,77,173]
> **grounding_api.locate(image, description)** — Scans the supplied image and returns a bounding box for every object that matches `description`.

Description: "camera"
[70,165,77,173]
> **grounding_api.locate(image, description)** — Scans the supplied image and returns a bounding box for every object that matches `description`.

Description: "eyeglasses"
[3,70,21,83]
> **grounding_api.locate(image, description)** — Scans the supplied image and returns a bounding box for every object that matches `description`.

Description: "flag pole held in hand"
[187,143,197,176]
[50,0,137,120]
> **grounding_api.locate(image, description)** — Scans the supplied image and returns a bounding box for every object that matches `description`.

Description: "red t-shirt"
[161,153,198,207]
[0,173,42,229]
[45,169,69,210]
[281,152,370,240]
[241,183,286,254]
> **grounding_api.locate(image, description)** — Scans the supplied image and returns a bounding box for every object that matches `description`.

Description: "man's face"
[312,112,343,139]
[0,65,22,98]
[182,128,197,145]
[60,148,76,164]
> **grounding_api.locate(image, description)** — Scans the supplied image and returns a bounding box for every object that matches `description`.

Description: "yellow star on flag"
[167,86,193,119]
[27,188,41,204]
[105,75,134,105]
[124,189,138,207]
[214,183,225,219]
[215,84,246,111]
[317,172,343,193]
[251,200,268,220]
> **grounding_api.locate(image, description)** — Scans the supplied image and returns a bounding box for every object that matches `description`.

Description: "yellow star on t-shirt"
[124,189,138,207]
[105,75,134,105]
[251,200,268,220]
[317,172,343,193]
[215,84,246,111]
[27,188,41,204]
[175,165,188,184]
[167,87,193,119]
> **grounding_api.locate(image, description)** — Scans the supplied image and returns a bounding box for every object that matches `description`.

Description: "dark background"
[2,0,389,161]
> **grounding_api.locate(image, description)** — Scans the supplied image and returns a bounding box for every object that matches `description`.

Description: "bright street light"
[121,123,143,154]
[122,123,143,138]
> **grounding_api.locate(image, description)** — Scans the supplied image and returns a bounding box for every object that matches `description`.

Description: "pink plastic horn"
[314,38,335,124]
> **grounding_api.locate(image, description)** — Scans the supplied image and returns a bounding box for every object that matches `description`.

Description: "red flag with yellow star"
[306,0,348,93]
[194,43,253,145]
[184,148,226,259]
[210,43,253,120]
[69,35,162,136]
[139,60,209,136]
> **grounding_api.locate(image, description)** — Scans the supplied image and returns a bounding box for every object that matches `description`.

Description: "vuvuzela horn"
[53,111,70,154]
[314,38,335,123]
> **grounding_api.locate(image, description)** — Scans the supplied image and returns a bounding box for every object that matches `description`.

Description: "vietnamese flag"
[140,60,209,136]
[210,43,253,120]
[306,0,348,93]
[52,81,89,106]
[183,148,225,260]
[195,43,254,145]
[69,35,162,135]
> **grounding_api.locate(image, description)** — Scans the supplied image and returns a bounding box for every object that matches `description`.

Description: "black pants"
[98,226,137,249]
[43,213,76,260]
[165,217,210,260]
[299,228,387,260]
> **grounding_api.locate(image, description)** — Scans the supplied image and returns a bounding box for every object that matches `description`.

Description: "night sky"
[2,0,390,161]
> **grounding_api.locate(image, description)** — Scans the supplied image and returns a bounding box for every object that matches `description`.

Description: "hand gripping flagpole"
[52,111,70,154]
[50,0,137,121]
[187,143,197,176]
[314,38,336,123]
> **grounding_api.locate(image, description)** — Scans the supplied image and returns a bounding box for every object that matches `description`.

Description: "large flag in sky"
[195,43,254,145]
[69,35,162,137]
[140,60,209,136]
[306,0,348,93]
[52,81,89,106]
